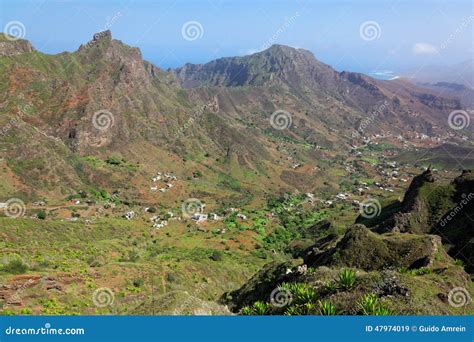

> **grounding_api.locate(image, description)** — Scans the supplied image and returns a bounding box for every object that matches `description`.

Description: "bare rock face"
[366,168,436,234]
[0,36,34,56]
[436,169,474,272]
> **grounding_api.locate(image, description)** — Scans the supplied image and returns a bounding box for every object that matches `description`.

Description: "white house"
[191,213,208,223]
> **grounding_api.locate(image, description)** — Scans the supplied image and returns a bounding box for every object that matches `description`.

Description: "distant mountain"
[0,31,469,202]
[175,44,463,133]
[418,82,474,108]
[400,59,474,90]
[174,45,338,90]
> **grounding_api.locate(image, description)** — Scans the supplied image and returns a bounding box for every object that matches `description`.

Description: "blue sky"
[1,0,472,74]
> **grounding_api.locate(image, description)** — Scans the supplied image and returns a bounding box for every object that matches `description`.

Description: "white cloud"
[413,43,439,55]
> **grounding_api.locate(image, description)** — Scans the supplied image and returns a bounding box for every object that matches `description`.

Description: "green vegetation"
[337,269,356,290]
[37,210,47,220]
[2,258,28,274]
[281,283,318,305]
[241,301,270,315]
[318,300,337,315]
[357,293,393,315]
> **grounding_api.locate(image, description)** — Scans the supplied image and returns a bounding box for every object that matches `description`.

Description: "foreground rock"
[304,225,444,271]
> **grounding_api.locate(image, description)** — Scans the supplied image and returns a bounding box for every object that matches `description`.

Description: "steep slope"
[0,32,292,203]
[174,44,465,136]
[0,31,471,207]
[224,170,473,315]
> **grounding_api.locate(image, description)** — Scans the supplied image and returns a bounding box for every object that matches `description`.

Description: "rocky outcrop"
[0,36,34,56]
[304,225,444,271]
[436,170,474,272]
[367,168,437,234]
[223,261,293,311]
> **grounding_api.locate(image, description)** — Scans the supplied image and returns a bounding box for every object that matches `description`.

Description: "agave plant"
[337,268,356,290]
[358,293,379,315]
[240,306,253,315]
[375,306,394,315]
[281,282,318,305]
[284,305,304,316]
[252,301,270,315]
[318,300,337,315]
[358,293,393,315]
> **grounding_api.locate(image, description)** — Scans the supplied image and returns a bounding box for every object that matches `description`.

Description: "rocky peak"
[0,34,35,56]
[401,167,435,209]
[93,30,112,42]
[77,30,113,53]
[174,43,337,89]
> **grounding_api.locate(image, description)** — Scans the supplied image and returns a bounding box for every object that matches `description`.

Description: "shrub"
[132,278,144,288]
[3,259,28,274]
[20,308,32,315]
[210,250,223,261]
[37,210,46,220]
[124,249,139,262]
[337,268,356,290]
[105,155,122,165]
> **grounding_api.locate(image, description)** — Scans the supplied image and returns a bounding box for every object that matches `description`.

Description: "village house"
[123,211,135,220]
[191,213,208,223]
[237,213,247,220]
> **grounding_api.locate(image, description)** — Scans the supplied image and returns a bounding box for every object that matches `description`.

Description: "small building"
[191,213,208,223]
[123,211,135,220]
